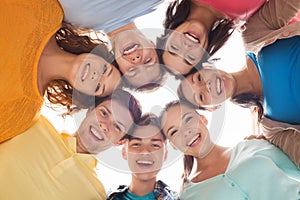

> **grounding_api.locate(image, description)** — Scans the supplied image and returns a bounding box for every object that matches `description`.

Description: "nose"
[184,129,193,138]
[99,121,108,132]
[127,49,143,64]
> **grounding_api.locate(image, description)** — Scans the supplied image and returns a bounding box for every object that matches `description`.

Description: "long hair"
[156,0,235,75]
[231,93,264,123]
[45,23,116,115]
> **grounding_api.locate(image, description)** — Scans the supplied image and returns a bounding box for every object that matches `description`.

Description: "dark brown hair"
[156,0,235,76]
[45,23,117,115]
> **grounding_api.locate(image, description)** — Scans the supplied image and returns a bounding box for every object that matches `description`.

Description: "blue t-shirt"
[247,36,300,124]
[58,0,163,33]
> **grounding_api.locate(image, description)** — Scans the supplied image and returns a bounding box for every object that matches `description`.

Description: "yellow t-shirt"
[0,116,106,200]
[0,0,62,142]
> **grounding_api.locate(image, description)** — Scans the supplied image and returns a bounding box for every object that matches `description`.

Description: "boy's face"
[77,99,133,154]
[122,124,167,181]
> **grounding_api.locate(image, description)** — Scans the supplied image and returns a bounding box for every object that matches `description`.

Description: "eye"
[170,129,178,137]
[99,108,108,117]
[95,83,100,92]
[198,74,202,82]
[102,64,108,74]
[130,142,141,148]
[199,94,204,102]
[171,45,178,51]
[113,123,122,133]
[151,143,161,149]
[144,58,152,64]
[185,116,193,124]
[127,67,137,76]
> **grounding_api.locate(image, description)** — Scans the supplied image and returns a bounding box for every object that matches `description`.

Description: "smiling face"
[161,103,213,158]
[163,20,209,75]
[76,98,134,154]
[73,53,121,97]
[122,125,167,181]
[113,30,161,88]
[180,68,236,107]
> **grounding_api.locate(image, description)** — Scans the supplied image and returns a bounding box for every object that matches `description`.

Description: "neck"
[107,22,137,38]
[38,35,76,95]
[188,1,226,30]
[231,58,262,97]
[193,145,231,182]
[129,175,156,196]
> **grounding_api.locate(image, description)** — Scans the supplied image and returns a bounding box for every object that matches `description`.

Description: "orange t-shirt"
[0,0,63,143]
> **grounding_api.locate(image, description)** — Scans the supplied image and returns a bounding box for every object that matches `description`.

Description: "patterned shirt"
[106,180,179,200]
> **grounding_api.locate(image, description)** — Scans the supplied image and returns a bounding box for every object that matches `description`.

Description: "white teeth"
[187,134,200,146]
[184,33,200,43]
[90,126,104,140]
[81,64,90,82]
[216,77,222,95]
[123,44,139,55]
[136,160,154,165]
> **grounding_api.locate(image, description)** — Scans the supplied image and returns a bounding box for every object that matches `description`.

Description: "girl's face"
[77,99,133,154]
[161,104,212,157]
[72,53,121,97]
[180,68,236,107]
[123,125,167,181]
[163,20,209,75]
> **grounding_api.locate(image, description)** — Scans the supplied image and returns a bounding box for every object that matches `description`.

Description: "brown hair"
[127,113,165,140]
[231,93,264,123]
[159,100,197,191]
[45,23,117,115]
[156,0,235,76]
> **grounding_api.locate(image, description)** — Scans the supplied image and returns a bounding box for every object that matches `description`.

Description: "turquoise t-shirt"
[247,36,300,124]
[117,190,156,200]
[180,139,300,200]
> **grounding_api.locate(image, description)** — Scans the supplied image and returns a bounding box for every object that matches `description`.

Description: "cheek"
[116,58,131,74]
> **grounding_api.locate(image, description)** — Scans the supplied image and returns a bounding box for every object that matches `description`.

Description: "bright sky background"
[41,1,255,193]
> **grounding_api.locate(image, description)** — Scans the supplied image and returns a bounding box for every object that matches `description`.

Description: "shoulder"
[106,185,128,200]
[154,180,180,200]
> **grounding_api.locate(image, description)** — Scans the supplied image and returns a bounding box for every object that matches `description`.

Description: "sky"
[41,1,255,193]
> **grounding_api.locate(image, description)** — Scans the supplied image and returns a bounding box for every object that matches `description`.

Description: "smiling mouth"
[184,32,200,43]
[123,43,140,55]
[216,77,222,95]
[187,133,201,147]
[89,126,105,141]
[81,63,90,82]
[136,160,154,166]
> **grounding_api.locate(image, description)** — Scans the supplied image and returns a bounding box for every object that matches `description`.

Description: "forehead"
[131,125,163,141]
[162,104,194,126]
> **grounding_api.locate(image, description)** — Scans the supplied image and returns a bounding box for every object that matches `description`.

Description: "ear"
[163,145,168,162]
[199,114,208,126]
[116,138,127,146]
[86,107,94,115]
[150,40,156,47]
[121,145,128,160]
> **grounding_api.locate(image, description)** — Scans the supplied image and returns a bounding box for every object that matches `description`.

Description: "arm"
[261,117,300,170]
[242,0,300,52]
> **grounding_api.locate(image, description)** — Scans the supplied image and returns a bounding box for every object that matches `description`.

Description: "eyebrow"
[167,49,193,66]
[107,64,113,76]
